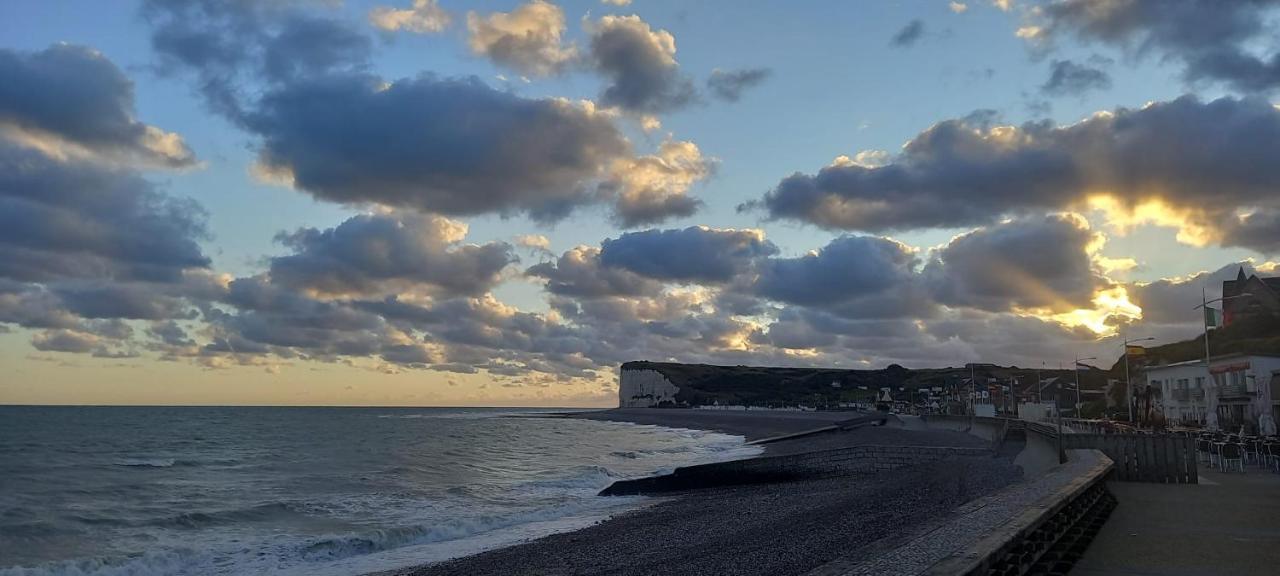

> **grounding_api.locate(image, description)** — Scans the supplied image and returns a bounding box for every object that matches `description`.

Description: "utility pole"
[1194,288,1252,431]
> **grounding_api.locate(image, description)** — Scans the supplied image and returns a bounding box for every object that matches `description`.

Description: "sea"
[0,406,761,576]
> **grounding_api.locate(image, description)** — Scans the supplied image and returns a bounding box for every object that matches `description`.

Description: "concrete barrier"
[808,449,1116,576]
[599,444,994,496]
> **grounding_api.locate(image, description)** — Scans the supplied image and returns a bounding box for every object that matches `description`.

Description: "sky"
[1,0,1279,407]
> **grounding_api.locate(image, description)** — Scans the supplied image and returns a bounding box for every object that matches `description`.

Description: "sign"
[1125,345,1146,356]
[1209,361,1250,375]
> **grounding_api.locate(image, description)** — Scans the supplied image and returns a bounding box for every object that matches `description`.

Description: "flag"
[1125,345,1146,356]
[1204,306,1222,328]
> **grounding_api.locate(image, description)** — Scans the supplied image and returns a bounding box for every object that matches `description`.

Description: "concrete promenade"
[1072,469,1280,576]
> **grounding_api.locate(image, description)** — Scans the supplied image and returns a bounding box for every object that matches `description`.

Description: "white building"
[1148,354,1280,432]
[1208,354,1280,434]
[1146,360,1208,426]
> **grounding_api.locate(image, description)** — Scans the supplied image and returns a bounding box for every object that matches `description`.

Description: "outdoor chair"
[1245,439,1262,466]
[1208,441,1222,469]
[1220,442,1245,473]
[1196,439,1211,464]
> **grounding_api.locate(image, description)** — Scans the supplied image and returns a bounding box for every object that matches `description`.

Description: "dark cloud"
[1033,0,1280,93]
[246,74,632,221]
[748,96,1280,252]
[269,212,515,297]
[588,15,697,113]
[706,68,771,102]
[1040,59,1111,96]
[527,246,664,298]
[53,283,194,320]
[923,215,1104,312]
[31,329,100,354]
[263,15,371,83]
[0,44,195,167]
[599,226,777,283]
[143,0,369,120]
[890,19,926,48]
[755,235,918,307]
[1222,209,1280,255]
[0,141,210,284]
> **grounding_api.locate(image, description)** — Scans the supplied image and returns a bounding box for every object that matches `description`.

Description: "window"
[1194,377,1204,389]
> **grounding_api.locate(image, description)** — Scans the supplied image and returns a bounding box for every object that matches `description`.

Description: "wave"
[298,497,630,564]
[144,502,298,529]
[113,458,176,468]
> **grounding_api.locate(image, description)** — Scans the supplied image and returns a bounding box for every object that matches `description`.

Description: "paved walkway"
[1073,468,1280,576]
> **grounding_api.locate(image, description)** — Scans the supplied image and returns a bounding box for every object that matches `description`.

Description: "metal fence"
[1061,433,1198,484]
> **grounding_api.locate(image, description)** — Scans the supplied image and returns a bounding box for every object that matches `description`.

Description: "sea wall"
[618,368,680,407]
[599,445,992,496]
[808,449,1116,576]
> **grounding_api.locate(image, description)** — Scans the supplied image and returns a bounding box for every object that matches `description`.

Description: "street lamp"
[1123,336,1156,424]
[1194,289,1252,430]
[1075,355,1097,419]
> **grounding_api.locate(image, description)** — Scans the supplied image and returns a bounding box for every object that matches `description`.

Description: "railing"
[1060,433,1198,484]
[1219,383,1252,397]
[921,415,1198,484]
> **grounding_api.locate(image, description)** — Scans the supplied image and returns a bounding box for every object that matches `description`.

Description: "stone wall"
[618,368,681,407]
[599,445,992,495]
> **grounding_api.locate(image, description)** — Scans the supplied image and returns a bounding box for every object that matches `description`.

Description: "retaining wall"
[809,449,1116,576]
[599,445,993,496]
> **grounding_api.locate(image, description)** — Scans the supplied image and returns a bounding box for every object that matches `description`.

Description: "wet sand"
[565,408,862,441]
[378,409,1018,576]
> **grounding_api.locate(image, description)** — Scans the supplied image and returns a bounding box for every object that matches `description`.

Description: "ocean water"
[0,406,761,576]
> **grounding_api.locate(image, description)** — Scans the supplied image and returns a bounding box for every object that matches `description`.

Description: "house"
[1149,353,1280,433]
[1222,267,1280,325]
[1208,353,1280,434]
[1146,360,1208,426]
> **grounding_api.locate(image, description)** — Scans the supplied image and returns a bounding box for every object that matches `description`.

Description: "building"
[1208,354,1280,434]
[1147,360,1208,426]
[1149,354,1280,433]
[1222,267,1280,325]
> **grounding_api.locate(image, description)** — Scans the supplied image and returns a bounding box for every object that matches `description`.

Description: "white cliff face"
[618,368,681,407]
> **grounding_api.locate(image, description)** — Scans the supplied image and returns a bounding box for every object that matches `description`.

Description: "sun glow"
[1034,285,1143,336]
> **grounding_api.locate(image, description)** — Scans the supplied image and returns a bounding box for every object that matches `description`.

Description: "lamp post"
[1123,336,1156,425]
[1075,355,1096,419]
[1194,290,1252,430]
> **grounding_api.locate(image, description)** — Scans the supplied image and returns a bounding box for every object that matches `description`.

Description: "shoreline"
[374,409,1016,576]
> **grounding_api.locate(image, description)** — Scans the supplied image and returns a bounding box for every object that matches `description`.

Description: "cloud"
[1223,209,1280,254]
[32,329,101,354]
[748,95,1280,252]
[370,0,451,34]
[0,44,196,168]
[0,141,210,284]
[263,15,372,83]
[587,14,697,113]
[527,246,665,298]
[598,226,777,283]
[950,2,969,13]
[143,0,370,120]
[466,0,576,77]
[923,215,1106,312]
[245,74,631,221]
[1028,0,1280,93]
[268,212,516,297]
[755,235,918,307]
[602,0,632,6]
[706,68,771,102]
[890,19,925,48]
[1040,59,1111,96]
[607,139,713,227]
